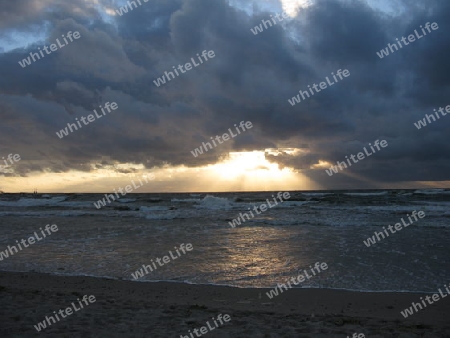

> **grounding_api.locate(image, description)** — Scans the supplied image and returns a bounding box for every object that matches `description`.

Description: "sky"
[0,0,449,193]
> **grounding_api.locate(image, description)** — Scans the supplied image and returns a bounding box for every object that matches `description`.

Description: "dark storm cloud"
[0,0,449,187]
[0,0,48,29]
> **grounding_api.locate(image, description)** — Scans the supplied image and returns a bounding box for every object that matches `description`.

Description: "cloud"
[0,0,449,188]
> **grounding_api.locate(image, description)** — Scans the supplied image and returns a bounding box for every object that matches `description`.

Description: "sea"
[0,189,449,293]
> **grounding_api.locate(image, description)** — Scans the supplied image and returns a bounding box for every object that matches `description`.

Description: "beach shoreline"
[1,271,449,337]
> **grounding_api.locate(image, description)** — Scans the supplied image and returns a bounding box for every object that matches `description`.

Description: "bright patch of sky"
[0,22,50,53]
[228,0,404,17]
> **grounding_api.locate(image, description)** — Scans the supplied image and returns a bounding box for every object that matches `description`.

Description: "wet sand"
[0,271,449,337]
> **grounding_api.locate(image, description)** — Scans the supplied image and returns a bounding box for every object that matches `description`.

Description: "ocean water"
[0,189,449,292]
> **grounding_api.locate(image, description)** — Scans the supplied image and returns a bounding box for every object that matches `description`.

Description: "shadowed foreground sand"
[0,271,449,337]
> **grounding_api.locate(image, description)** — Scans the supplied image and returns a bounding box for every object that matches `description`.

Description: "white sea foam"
[344,191,388,196]
[0,210,97,217]
[277,200,314,208]
[140,206,171,212]
[61,201,96,208]
[0,196,67,207]
[194,195,232,209]
[117,198,136,203]
[171,198,201,203]
[413,189,450,195]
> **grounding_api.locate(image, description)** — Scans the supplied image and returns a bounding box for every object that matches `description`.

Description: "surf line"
[131,243,193,280]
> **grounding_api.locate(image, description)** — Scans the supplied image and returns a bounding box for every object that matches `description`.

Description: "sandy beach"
[0,271,449,337]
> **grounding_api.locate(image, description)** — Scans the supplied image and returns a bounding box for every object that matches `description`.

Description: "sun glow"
[211,151,291,180]
[0,151,318,193]
[197,150,312,191]
[281,0,313,17]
